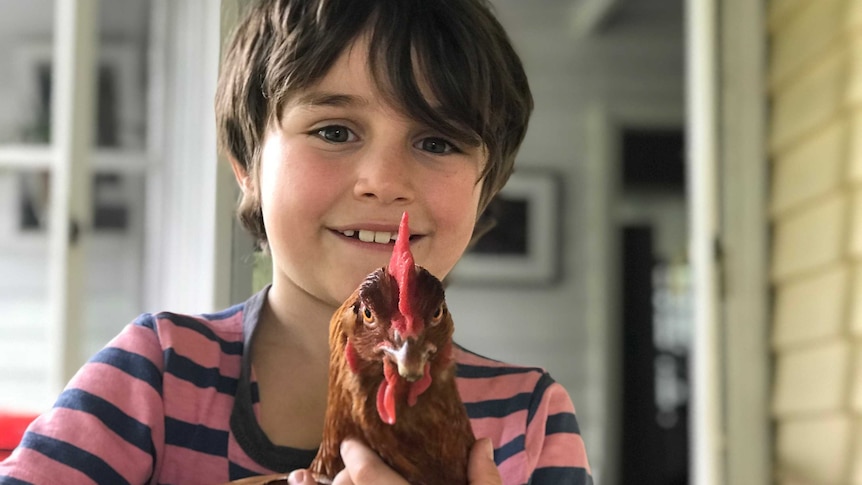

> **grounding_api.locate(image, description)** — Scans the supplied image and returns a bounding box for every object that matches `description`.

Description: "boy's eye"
[417,137,458,154]
[315,125,354,143]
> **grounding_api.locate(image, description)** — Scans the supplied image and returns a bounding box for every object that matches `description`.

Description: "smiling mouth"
[340,229,402,244]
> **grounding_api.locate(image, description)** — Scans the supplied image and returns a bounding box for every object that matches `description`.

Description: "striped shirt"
[0,287,592,484]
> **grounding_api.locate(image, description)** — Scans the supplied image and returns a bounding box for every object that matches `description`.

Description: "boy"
[0,0,591,483]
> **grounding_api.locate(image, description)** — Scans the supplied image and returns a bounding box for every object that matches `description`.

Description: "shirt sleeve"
[0,317,166,485]
[523,374,593,485]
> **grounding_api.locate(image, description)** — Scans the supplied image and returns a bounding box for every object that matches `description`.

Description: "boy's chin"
[328,269,377,304]
[344,259,387,280]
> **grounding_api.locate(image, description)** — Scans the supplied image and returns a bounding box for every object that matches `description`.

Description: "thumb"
[287,469,316,485]
[468,438,502,485]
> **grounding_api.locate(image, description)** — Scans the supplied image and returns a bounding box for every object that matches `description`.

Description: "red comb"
[388,212,417,337]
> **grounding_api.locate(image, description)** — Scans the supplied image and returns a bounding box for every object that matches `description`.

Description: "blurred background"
[0,0,152,418]
[4,0,849,484]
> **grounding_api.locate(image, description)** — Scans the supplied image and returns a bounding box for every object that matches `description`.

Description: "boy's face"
[255,36,485,308]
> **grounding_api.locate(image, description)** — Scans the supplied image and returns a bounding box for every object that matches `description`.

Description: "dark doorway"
[620,226,689,485]
[619,128,690,485]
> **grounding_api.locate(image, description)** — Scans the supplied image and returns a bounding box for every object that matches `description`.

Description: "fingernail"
[287,469,306,485]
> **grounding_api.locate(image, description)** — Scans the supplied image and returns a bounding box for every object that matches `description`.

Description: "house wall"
[768,0,862,482]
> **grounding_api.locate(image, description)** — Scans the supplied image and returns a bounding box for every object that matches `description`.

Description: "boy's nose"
[353,145,415,204]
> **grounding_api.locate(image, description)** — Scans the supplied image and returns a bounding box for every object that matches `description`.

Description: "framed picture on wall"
[449,170,562,286]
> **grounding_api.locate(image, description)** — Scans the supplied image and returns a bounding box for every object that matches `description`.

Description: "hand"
[467,438,502,485]
[286,438,501,485]
[287,440,406,485]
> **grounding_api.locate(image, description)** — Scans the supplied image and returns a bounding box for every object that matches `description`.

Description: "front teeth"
[351,230,398,244]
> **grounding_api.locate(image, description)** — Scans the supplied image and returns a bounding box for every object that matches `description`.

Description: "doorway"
[617,128,690,484]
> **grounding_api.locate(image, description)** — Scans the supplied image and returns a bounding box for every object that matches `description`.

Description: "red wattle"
[384,376,397,424]
[377,360,400,425]
[376,381,394,425]
[407,362,432,407]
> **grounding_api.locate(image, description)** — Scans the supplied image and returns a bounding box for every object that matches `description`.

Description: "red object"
[0,413,38,461]
[387,212,417,338]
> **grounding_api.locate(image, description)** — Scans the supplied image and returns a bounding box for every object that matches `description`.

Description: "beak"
[385,338,435,382]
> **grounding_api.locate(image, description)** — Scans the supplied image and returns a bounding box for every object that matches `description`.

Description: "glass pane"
[83,171,147,357]
[0,167,53,411]
[0,0,150,148]
[96,0,149,150]
[0,0,56,145]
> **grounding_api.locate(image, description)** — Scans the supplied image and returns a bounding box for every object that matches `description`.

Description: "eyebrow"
[290,92,370,109]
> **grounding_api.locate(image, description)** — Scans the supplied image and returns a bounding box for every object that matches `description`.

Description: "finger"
[331,469,354,485]
[468,438,502,485]
[339,439,408,484]
[287,469,316,485]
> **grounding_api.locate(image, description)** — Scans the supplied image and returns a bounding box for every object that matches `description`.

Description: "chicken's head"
[342,213,454,425]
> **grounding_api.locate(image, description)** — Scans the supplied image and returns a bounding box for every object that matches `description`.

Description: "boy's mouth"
[341,229,397,244]
[337,229,419,245]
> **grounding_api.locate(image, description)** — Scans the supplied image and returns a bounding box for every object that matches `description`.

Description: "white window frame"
[0,0,255,407]
[0,0,99,399]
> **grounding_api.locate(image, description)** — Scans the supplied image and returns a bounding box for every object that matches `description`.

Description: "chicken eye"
[430,304,445,325]
[362,306,376,327]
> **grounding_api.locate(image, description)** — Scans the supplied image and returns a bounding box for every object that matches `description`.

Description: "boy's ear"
[229,156,252,194]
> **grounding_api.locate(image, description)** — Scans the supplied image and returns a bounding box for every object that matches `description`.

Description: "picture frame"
[449,170,562,286]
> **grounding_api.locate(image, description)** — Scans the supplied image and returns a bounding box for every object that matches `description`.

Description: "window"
[0,0,151,411]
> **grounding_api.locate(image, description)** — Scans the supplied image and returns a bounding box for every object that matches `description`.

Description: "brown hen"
[308,212,476,484]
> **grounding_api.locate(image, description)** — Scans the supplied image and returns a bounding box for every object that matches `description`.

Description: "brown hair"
[215,0,533,247]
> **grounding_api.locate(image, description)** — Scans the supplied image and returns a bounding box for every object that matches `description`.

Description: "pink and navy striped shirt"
[0,287,591,484]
